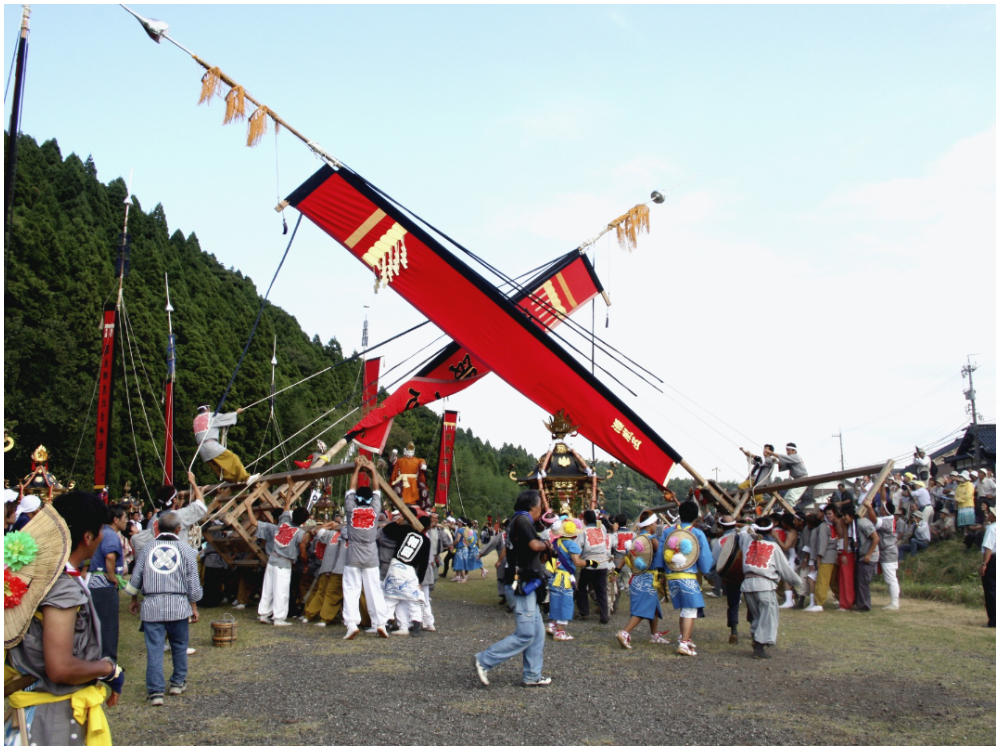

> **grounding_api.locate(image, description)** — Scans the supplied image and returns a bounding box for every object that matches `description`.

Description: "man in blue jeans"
[473,490,552,688]
[126,511,203,706]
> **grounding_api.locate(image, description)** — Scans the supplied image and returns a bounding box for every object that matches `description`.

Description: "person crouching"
[738,515,803,659]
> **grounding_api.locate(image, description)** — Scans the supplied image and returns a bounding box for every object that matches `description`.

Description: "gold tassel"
[223,86,246,124]
[246,106,271,147]
[198,67,222,105]
[610,203,650,252]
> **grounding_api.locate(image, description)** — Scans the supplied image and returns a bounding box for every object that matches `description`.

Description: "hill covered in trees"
[4,132,703,522]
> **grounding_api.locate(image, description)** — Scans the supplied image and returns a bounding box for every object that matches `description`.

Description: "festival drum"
[715,533,744,585]
[663,528,701,573]
[629,533,655,572]
[211,613,238,647]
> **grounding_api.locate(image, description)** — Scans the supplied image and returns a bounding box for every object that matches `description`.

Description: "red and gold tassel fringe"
[246,106,272,147]
[223,86,246,124]
[611,203,651,252]
[198,67,222,105]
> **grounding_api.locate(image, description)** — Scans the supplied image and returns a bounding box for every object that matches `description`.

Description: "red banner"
[93,304,119,490]
[357,357,380,487]
[434,410,458,507]
[347,251,603,453]
[287,167,682,487]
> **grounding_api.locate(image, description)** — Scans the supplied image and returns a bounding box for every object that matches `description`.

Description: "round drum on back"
[715,533,744,585]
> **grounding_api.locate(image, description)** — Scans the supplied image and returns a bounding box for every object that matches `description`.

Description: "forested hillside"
[4,132,703,522]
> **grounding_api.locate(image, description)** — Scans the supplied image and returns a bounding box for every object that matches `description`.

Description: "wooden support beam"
[372,469,424,532]
[859,460,895,507]
[679,459,735,513]
[749,464,887,496]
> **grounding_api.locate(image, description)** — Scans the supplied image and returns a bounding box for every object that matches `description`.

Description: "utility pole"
[961,355,981,469]
[712,467,719,482]
[833,430,844,471]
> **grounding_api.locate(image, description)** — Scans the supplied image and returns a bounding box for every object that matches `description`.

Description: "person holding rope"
[192,405,260,485]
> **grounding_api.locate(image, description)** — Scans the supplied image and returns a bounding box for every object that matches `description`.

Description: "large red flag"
[434,411,458,507]
[286,167,682,486]
[346,251,603,453]
[94,304,119,490]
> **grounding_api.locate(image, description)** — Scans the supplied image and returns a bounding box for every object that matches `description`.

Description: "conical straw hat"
[4,504,72,649]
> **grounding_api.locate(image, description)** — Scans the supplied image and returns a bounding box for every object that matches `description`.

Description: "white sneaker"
[472,655,490,686]
[343,626,360,640]
[365,627,378,634]
[300,617,310,624]
[423,625,436,632]
[883,603,900,610]
[272,619,292,627]
[234,603,246,610]
[804,605,824,613]
[259,616,272,624]
[186,647,196,655]
[314,621,327,627]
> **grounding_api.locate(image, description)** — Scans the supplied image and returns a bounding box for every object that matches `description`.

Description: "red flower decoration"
[4,568,29,608]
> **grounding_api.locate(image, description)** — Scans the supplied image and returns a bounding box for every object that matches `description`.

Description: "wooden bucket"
[211,613,237,647]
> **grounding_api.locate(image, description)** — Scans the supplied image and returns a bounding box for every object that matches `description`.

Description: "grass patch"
[892,538,985,607]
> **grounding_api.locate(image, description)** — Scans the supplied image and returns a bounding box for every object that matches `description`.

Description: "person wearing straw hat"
[545,519,586,641]
[660,501,715,657]
[955,470,976,534]
[614,511,664,650]
[738,515,803,659]
[5,493,126,745]
[125,511,202,706]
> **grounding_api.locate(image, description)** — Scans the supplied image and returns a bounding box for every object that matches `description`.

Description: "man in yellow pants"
[807,505,841,612]
[192,405,259,484]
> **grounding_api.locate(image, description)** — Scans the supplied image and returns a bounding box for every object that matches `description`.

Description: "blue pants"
[477,586,545,682]
[143,619,189,695]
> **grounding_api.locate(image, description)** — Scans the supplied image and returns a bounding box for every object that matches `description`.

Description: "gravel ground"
[110,560,996,746]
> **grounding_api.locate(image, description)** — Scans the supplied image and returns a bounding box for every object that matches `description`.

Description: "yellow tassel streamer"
[223,86,246,124]
[198,67,222,105]
[610,203,650,252]
[246,106,271,147]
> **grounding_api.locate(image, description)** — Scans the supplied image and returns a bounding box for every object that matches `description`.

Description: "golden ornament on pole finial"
[31,445,49,464]
[543,409,580,440]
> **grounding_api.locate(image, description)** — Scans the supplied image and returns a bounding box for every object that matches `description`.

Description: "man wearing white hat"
[11,494,41,532]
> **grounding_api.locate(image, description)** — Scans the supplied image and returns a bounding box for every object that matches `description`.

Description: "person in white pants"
[256,491,308,626]
[342,458,390,639]
[871,499,902,609]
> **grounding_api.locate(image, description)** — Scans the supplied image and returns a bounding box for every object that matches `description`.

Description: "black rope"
[356,174,665,388]
[214,214,302,416]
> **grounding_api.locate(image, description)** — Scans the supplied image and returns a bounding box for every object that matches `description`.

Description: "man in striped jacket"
[126,512,203,706]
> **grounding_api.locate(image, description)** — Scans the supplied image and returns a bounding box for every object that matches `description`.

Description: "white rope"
[68,362,102,482]
[120,301,166,473]
[251,407,360,480]
[245,405,360,472]
[122,298,186,466]
[119,323,154,503]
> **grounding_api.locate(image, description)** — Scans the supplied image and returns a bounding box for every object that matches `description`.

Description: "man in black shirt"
[473,490,551,688]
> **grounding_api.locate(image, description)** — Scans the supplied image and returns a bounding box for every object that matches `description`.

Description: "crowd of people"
[4,447,995,742]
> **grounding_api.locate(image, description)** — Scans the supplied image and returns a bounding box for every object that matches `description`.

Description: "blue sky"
[4,3,995,482]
